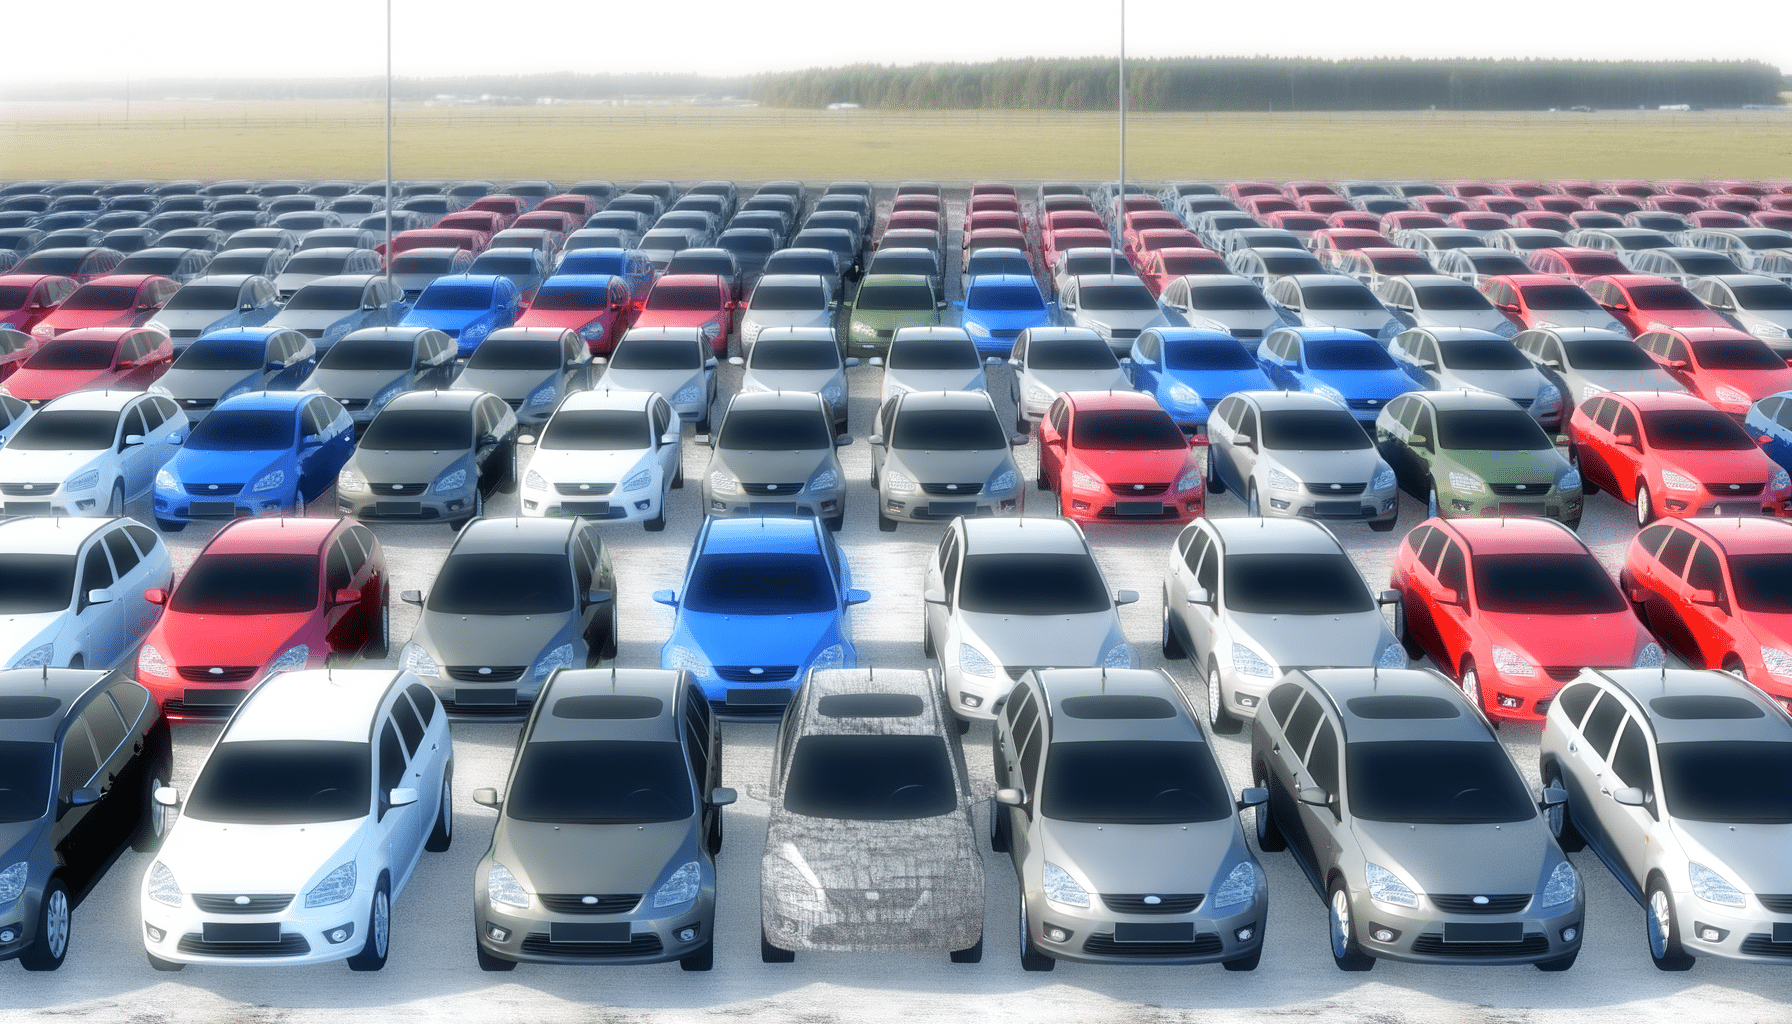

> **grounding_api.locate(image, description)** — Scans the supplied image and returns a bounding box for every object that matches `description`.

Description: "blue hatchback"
[153,390,355,531]
[1744,391,1792,473]
[556,247,656,305]
[653,516,869,716]
[1128,327,1273,433]
[1256,326,1419,425]
[401,274,523,357]
[469,247,549,303]
[959,273,1055,357]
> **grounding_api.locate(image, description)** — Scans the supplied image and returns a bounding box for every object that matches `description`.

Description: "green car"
[846,273,944,355]
[1376,389,1583,527]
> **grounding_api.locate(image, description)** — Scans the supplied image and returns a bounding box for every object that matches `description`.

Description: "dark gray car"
[335,389,519,528]
[452,327,592,429]
[298,326,457,429]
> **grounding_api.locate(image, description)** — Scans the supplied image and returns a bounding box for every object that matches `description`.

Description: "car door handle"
[1272,743,1281,753]
[1567,742,1577,753]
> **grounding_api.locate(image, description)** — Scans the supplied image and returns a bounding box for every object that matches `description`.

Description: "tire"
[955,716,970,735]
[877,511,898,532]
[1427,484,1440,520]
[1206,451,1226,495]
[425,773,453,852]
[1160,596,1186,660]
[1647,876,1695,971]
[1396,602,1425,661]
[18,877,69,971]
[156,518,187,533]
[680,941,715,972]
[106,481,124,517]
[1246,484,1261,518]
[950,935,984,963]
[1536,950,1579,972]
[922,621,935,659]
[132,754,172,854]
[1542,763,1586,854]
[1017,898,1055,972]
[1253,764,1287,853]
[365,592,390,660]
[1636,481,1655,527]
[1037,461,1052,491]
[1571,446,1599,495]
[1563,516,1582,532]
[1461,661,1486,718]
[760,924,794,963]
[146,951,185,971]
[601,606,618,661]
[475,934,517,971]
[707,806,724,855]
[1222,947,1262,971]
[671,463,684,490]
[501,444,519,494]
[1327,881,1376,972]
[824,513,843,532]
[345,875,391,971]
[990,796,1011,853]
[1206,664,1241,735]
[644,512,667,532]
[1369,518,1397,532]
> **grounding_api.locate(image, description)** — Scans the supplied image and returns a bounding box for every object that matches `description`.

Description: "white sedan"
[519,388,682,530]
[0,515,171,670]
[0,391,185,517]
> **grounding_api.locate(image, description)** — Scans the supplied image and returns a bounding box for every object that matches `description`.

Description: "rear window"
[783,735,956,820]
[1223,553,1372,614]
[1640,409,1756,451]
[1471,553,1626,615]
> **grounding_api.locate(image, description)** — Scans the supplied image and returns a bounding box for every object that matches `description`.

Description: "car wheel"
[1369,516,1397,532]
[1426,483,1440,519]
[365,596,390,661]
[707,807,723,856]
[671,462,684,489]
[1570,446,1598,495]
[955,715,969,735]
[695,406,711,436]
[1536,950,1579,971]
[601,606,618,661]
[132,757,172,854]
[644,511,667,532]
[1328,881,1376,972]
[1161,595,1186,660]
[1206,664,1241,735]
[679,941,715,972]
[156,518,187,533]
[345,875,391,971]
[1461,661,1487,718]
[1647,876,1695,971]
[877,510,898,532]
[425,772,452,853]
[1246,483,1261,518]
[760,924,794,963]
[1206,450,1226,495]
[949,934,983,963]
[990,795,1011,853]
[1037,460,1051,491]
[922,621,935,659]
[1017,898,1055,972]
[1253,763,1287,853]
[1635,481,1655,527]
[106,481,124,517]
[19,877,69,971]
[1542,764,1586,853]
[824,513,844,532]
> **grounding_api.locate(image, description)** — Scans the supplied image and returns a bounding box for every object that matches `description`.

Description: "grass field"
[4,100,1791,182]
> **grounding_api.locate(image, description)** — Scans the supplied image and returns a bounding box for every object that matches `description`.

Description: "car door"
[296,399,332,500]
[71,539,120,668]
[1007,690,1047,871]
[1601,714,1664,893]
[100,523,153,643]
[1267,690,1324,885]
[1563,687,1628,870]
[1297,718,1344,882]
[112,400,153,500]
[52,712,106,883]
[1400,524,1453,664]
[1036,398,1069,487]
[1181,529,1222,670]
[1607,401,1645,500]
[375,714,424,890]
[1428,536,1476,678]
[1232,399,1262,493]
[322,533,359,654]
[923,527,961,653]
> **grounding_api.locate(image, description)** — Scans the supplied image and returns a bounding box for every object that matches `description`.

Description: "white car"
[876,326,988,406]
[0,392,31,445]
[1375,274,1519,337]
[1691,275,1792,353]
[520,389,682,529]
[1058,273,1170,357]
[0,390,186,517]
[140,669,452,971]
[1050,247,1128,298]
[730,327,855,433]
[1266,275,1401,339]
[595,327,717,432]
[737,274,836,356]
[1005,327,1131,431]
[1158,273,1293,346]
[1387,327,1562,429]
[0,515,171,670]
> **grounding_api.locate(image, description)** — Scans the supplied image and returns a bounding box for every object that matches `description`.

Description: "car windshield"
[750,285,826,311]
[888,338,979,369]
[1737,233,1792,250]
[427,553,572,615]
[645,286,718,311]
[1303,285,1387,311]
[175,339,265,370]
[683,552,834,615]
[473,257,534,276]
[416,287,492,311]
[1066,255,1123,277]
[1071,408,1185,450]
[1472,553,1626,614]
[766,258,836,277]
[171,553,317,613]
[0,554,75,613]
[282,256,345,276]
[1565,338,1657,369]
[750,339,837,370]
[392,254,455,274]
[1261,409,1373,450]
[317,339,411,371]
[0,285,31,308]
[717,408,830,450]
[856,284,934,311]
[609,340,698,370]
[783,734,956,820]
[1658,741,1792,823]
[1028,339,1118,370]
[1640,409,1755,451]
[957,553,1110,615]
[541,409,648,450]
[1041,740,1231,824]
[641,233,689,253]
[892,408,1007,450]
[1629,285,1705,310]
[1164,340,1257,370]
[1076,284,1156,311]
[969,255,1031,277]
[1613,232,1674,250]
[1163,255,1225,274]
[1346,740,1535,823]
[505,740,693,824]
[0,741,53,823]
[285,284,363,310]
[1729,554,1792,613]
[1304,339,1396,370]
[968,284,1045,311]
[357,409,471,450]
[1522,284,1606,310]
[162,285,238,311]
[184,740,371,824]
[1436,409,1554,450]
[186,409,296,451]
[1263,254,1324,273]
[6,409,115,449]
[529,286,606,311]
[60,285,137,311]
[23,339,116,369]
[1438,340,1531,370]
[1224,552,1372,613]
[1692,339,1785,370]
[203,255,267,274]
[1730,283,1792,310]
[465,338,560,370]
[1413,285,1493,310]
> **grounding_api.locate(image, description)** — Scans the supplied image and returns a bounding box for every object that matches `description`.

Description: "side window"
[1554,682,1599,726]
[349,526,378,569]
[326,539,353,593]
[1237,404,1259,443]
[120,406,148,447]
[139,397,166,431]
[1267,682,1304,725]
[940,531,961,603]
[1394,397,1421,431]
[154,397,179,423]
[1656,528,1697,576]
[1402,524,1435,564]
[1195,539,1219,597]
[300,401,325,437]
[1778,401,1792,432]
[406,683,438,727]
[572,537,594,596]
[1305,722,1340,797]
[124,524,159,558]
[390,693,425,757]
[1284,694,1324,754]
[1418,527,1451,573]
[1017,721,1043,794]
[1138,332,1160,362]
[378,721,407,794]
[109,682,152,728]
[1221,398,1246,432]
[1581,692,1626,760]
[59,721,100,794]
[1010,689,1040,749]
[77,544,114,611]
[1436,541,1467,596]
[1592,397,1619,431]
[1687,543,1727,604]
[1412,404,1435,445]
[683,703,708,786]
[1636,523,1674,556]
[81,696,129,763]
[103,528,140,577]
[1613,405,1639,441]
[1610,719,1656,809]
[1183,529,1211,574]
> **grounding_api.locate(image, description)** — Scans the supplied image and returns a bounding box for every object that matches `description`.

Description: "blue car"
[148,327,317,423]
[468,247,549,303]
[958,272,1055,357]
[653,516,869,715]
[1255,326,1418,425]
[1745,391,1792,473]
[152,390,355,530]
[555,247,656,306]
[400,273,523,357]
[1128,327,1274,433]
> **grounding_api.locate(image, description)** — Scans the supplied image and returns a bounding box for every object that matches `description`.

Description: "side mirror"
[1298,786,1332,807]
[984,356,1004,365]
[1436,588,1464,607]
[727,356,744,366]
[994,788,1026,807]
[1236,787,1268,810]
[69,787,102,807]
[1615,433,1638,448]
[866,433,884,446]
[1009,434,1027,447]
[400,589,424,606]
[472,787,501,809]
[1666,359,1689,370]
[586,588,613,605]
[1187,586,1214,607]
[123,433,145,447]
[1409,434,1430,448]
[332,588,360,606]
[167,434,183,446]
[709,787,738,807]
[144,587,168,605]
[1378,589,1402,606]
[387,787,418,808]
[652,589,678,606]
[1416,359,1437,371]
[1540,786,1570,808]
[1612,787,1647,807]
[846,588,871,606]
[1544,359,1563,370]
[696,434,712,447]
[704,357,718,368]
[86,588,114,606]
[1690,588,1721,606]
[153,786,180,807]
[834,435,852,446]
[923,587,947,605]
[659,431,680,446]
[299,433,323,447]
[1113,589,1140,606]
[868,356,885,367]
[1233,433,1254,449]
[844,358,860,367]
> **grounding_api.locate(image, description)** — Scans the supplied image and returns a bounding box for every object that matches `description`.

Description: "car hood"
[1265,446,1388,484]
[1186,308,1284,334]
[885,368,985,396]
[743,309,830,331]
[887,447,1014,487]
[1701,365,1792,400]
[853,308,941,330]
[1230,609,1393,670]
[1029,366,1133,394]
[0,614,61,666]
[1672,820,1792,895]
[42,309,133,333]
[1530,311,1626,331]
[153,308,232,333]
[157,367,261,401]
[1413,309,1514,334]
[1170,366,1273,402]
[351,447,466,484]
[302,367,407,402]
[411,610,571,668]
[169,446,289,488]
[453,368,554,401]
[0,820,46,864]
[495,818,696,896]
[0,446,99,483]
[1352,817,1556,897]
[636,311,720,331]
[1656,448,1781,489]
[742,368,841,395]
[158,816,366,894]
[1573,368,1686,401]
[1444,368,1547,403]
[155,610,315,669]
[1076,308,1168,333]
[1314,367,1416,401]
[515,308,597,330]
[710,448,832,484]
[1302,308,1394,332]
[1442,446,1568,481]
[1480,612,1646,669]
[764,809,980,893]
[1072,445,1195,484]
[2,366,112,400]
[597,367,698,399]
[680,610,838,666]
[1042,818,1241,895]
[960,610,1119,668]
[528,445,649,485]
[269,308,355,330]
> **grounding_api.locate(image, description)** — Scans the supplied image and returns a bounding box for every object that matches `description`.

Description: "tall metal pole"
[1113,0,1125,275]
[384,0,394,325]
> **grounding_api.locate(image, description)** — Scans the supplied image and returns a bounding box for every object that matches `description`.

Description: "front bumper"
[881,489,1017,523]
[1439,487,1583,524]
[1673,892,1792,965]
[337,487,477,524]
[1024,889,1266,966]
[1212,664,1277,722]
[0,883,45,961]
[1349,893,1582,966]
[155,487,294,523]
[141,888,384,967]
[704,484,844,520]
[763,884,983,954]
[1259,481,1397,524]
[942,663,1020,722]
[1656,487,1789,519]
[474,891,715,966]
[520,482,660,521]
[1058,485,1203,523]
[0,482,104,517]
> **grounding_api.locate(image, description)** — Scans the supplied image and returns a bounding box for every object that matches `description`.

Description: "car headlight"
[1167,381,1202,406]
[433,467,468,493]
[957,643,997,678]
[32,323,52,336]
[147,861,183,907]
[64,468,100,492]
[987,467,1018,494]
[268,644,310,674]
[1070,469,1103,492]
[0,860,27,906]
[137,644,171,678]
[1448,471,1485,495]
[487,862,530,909]
[533,643,575,682]
[524,468,547,490]
[1102,642,1137,670]
[1535,381,1562,411]
[807,466,838,492]
[400,641,439,678]
[11,644,54,670]
[1491,644,1537,678]
[463,321,490,343]
[850,320,871,335]
[668,644,711,679]
[672,378,705,404]
[337,466,369,493]
[580,323,605,341]
[965,320,990,337]
[1752,323,1787,339]
[1372,463,1396,491]
[1313,384,1347,407]
[155,468,177,490]
[883,468,916,494]
[622,467,653,492]
[1690,862,1747,908]
[252,469,287,493]
[1660,468,1699,492]
[368,378,404,411]
[1771,467,1791,492]
[1378,644,1406,669]
[1231,643,1275,678]
[1759,646,1792,678]
[1714,385,1750,406]
[304,861,357,908]
[1042,862,1090,909]
[707,469,738,495]
[1265,466,1300,491]
[524,381,558,408]
[1365,862,1420,908]
[652,861,701,909]
[1558,468,1581,493]
[1211,862,1258,911]
[1635,642,1664,669]
[147,383,173,398]
[1539,861,1579,910]
[810,644,848,672]
[1027,385,1055,405]
[1175,466,1203,492]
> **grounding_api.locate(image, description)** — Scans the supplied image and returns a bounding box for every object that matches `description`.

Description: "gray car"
[1006,327,1132,432]
[595,327,717,432]
[1059,273,1170,357]
[1205,391,1399,530]
[399,516,616,716]
[1252,667,1583,971]
[1158,274,1292,345]
[1376,275,1519,336]
[299,326,458,429]
[452,327,591,429]
[148,274,281,346]
[730,327,855,433]
[700,390,849,530]
[470,668,731,971]
[1268,275,1400,338]
[1691,275,1792,357]
[335,389,519,528]
[759,668,984,963]
[148,328,316,423]
[1388,327,1562,430]
[737,276,836,358]
[875,326,990,406]
[1512,327,1687,407]
[273,247,383,301]
[869,390,1024,530]
[992,667,1268,972]
[388,248,474,300]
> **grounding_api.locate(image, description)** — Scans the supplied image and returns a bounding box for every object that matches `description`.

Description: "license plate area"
[189,501,236,516]
[1444,921,1524,943]
[562,500,610,515]
[550,921,630,944]
[1315,500,1362,516]
[375,501,422,516]
[1114,500,1166,516]
[1112,922,1194,943]
[3,502,50,515]
[748,501,796,515]
[726,688,791,706]
[203,922,280,943]
[1773,922,1792,944]
[455,688,517,706]
[183,689,249,707]
[927,501,976,517]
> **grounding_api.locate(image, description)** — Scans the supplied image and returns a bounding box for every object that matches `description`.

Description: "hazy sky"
[13,0,1789,83]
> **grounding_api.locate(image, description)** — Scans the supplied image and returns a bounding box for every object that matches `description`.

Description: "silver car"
[1162,517,1405,733]
[1251,668,1583,971]
[1224,247,1327,289]
[1376,275,1518,337]
[1541,668,1792,970]
[729,327,855,433]
[335,389,519,528]
[150,275,280,347]
[1691,275,1792,357]
[518,389,683,529]
[1512,327,1687,407]
[451,327,592,429]
[1158,274,1292,346]
[992,667,1268,971]
[148,328,316,424]
[273,247,383,301]
[875,326,989,406]
[869,390,1024,530]
[1006,327,1132,432]
[738,274,836,356]
[596,327,717,432]
[1059,273,1170,357]
[298,326,458,429]
[759,668,984,963]
[1050,248,1129,298]
[701,390,849,530]
[1268,275,1400,338]
[1205,391,1399,530]
[1388,327,1562,430]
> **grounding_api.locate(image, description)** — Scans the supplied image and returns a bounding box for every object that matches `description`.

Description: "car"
[1049,248,1128,298]
[1205,390,1399,530]
[1624,248,1748,287]
[31,274,178,339]
[1163,516,1405,732]
[737,275,835,357]
[113,249,214,285]
[1683,227,1792,272]
[633,273,736,357]
[11,247,124,284]
[1137,247,1228,295]
[731,327,854,433]
[385,228,486,262]
[595,326,716,429]
[1252,667,1582,971]
[1583,275,1728,336]
[664,248,744,305]
[1266,275,1400,340]
[1005,327,1132,432]
[267,274,410,352]
[0,388,29,439]
[385,247,473,299]
[1479,274,1628,333]
[0,274,78,336]
[876,326,989,406]
[653,516,867,715]
[1256,327,1418,426]
[399,274,522,359]
[1310,228,1396,262]
[0,388,187,519]
[760,248,845,301]
[1388,327,1562,429]
[270,247,382,301]
[1746,391,1792,472]
[511,273,633,355]
[1689,275,1792,357]
[1567,390,1790,525]
[716,228,780,288]
[991,666,1267,971]
[0,504,166,673]
[0,327,173,406]
[1158,274,1297,345]
[699,390,849,529]
[468,249,549,305]
[297,229,382,253]
[1126,328,1272,433]
[149,275,281,349]
[758,668,982,963]
[466,195,525,228]
[297,326,458,429]
[1226,247,1328,288]
[846,273,945,356]
[135,517,387,711]
[518,388,682,528]
[334,389,519,528]
[140,668,451,971]
[1037,390,1202,524]
[1490,228,1571,253]
[1524,247,1631,285]
[1376,274,1518,337]
[1043,229,1117,274]
[0,669,172,971]
[960,273,1055,356]
[451,327,591,429]
[150,391,355,529]
[925,515,1136,724]
[1376,389,1583,526]
[1634,327,1792,417]
[1513,326,1687,408]
[865,247,945,296]
[200,247,292,280]
[868,390,1023,530]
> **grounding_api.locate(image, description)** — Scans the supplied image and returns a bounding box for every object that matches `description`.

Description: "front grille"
[538,893,641,915]
[1741,934,1792,958]
[179,398,215,409]
[372,482,427,496]
[1533,697,1554,717]
[177,932,311,957]
[1542,667,1581,683]
[1756,894,1792,913]
[1494,502,1547,517]
[1097,504,1183,521]
[1489,482,1551,497]
[1714,482,1767,496]
[439,697,533,717]
[874,329,893,340]
[0,483,58,496]
[1082,931,1223,957]
[920,482,983,496]
[177,666,258,683]
[715,665,798,683]
[742,482,803,496]
[555,482,616,496]
[1308,482,1367,496]
[1410,933,1549,957]
[446,665,526,682]
[521,933,663,957]
[192,894,294,914]
[1100,893,1204,915]
[185,482,244,496]
[1430,894,1531,914]
[1110,482,1171,496]
[1345,398,1388,410]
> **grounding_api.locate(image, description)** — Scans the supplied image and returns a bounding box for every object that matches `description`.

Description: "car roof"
[1031,667,1200,743]
[960,515,1085,555]
[654,273,724,287]
[965,273,1039,290]
[451,516,575,556]
[1412,388,1521,411]
[1239,389,1354,412]
[892,326,973,342]
[619,326,706,343]
[1668,516,1792,557]
[753,326,837,344]
[338,326,438,344]
[0,669,116,744]
[896,389,996,413]
[483,327,577,345]
[1703,274,1785,288]
[1275,326,1379,343]
[1066,273,1148,287]
[727,389,826,413]
[1409,326,1513,343]
[215,390,313,413]
[1581,668,1790,744]
[700,515,822,556]
[0,515,114,554]
[1296,667,1492,744]
[298,274,379,289]
[859,273,930,288]
[38,389,139,412]
[754,274,829,289]
[223,669,402,744]
[526,668,683,744]
[383,388,484,411]
[1063,389,1163,413]
[562,388,654,413]
[202,515,337,556]
[1206,515,1343,555]
[1605,390,1711,412]
[790,668,941,738]
[1019,326,1104,344]
[1435,515,1585,556]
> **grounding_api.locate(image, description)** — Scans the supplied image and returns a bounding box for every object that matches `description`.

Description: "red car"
[1588,194,1643,215]
[1123,210,1184,236]
[1524,248,1630,285]
[967,194,1020,216]
[1309,228,1393,260]
[1583,274,1728,336]
[1605,180,1662,199]
[464,194,525,230]
[515,274,634,353]
[386,227,488,259]
[1752,212,1792,232]
[1473,196,1536,216]
[1663,181,1716,198]
[1568,390,1791,524]
[1513,210,1576,233]
[0,327,173,404]
[885,209,944,236]
[1223,182,1281,202]
[892,194,943,215]
[512,209,578,237]
[535,194,598,223]
[1390,516,1656,723]
[963,227,1031,270]
[1764,195,1792,213]
[1620,517,1792,706]
[1325,210,1383,232]
[31,274,176,338]
[1451,211,1513,232]
[1714,181,1771,197]
[1261,211,1329,237]
[1041,227,1113,272]
[965,210,1024,237]
[1557,182,1603,199]
[1126,227,1201,267]
[970,181,1017,199]
[438,210,504,242]
[1036,390,1204,523]
[1532,195,1589,215]
[1044,210,1105,235]
[1688,210,1751,230]
[1568,210,1625,229]
[1412,195,1471,216]
[1299,195,1353,215]
[1645,194,1706,215]
[1240,194,1297,218]
[1446,182,1500,198]
[1112,195,1164,219]
[1380,210,1448,234]
[1709,194,1762,215]
[1137,247,1227,296]
[1283,180,1338,198]
[1479,273,1620,330]
[0,273,78,336]
[135,517,387,717]
[1632,326,1792,416]
[634,273,736,354]
[1502,181,1556,198]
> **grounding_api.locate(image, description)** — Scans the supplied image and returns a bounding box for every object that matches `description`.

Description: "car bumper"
[337,489,477,523]
[1673,894,1792,965]
[140,891,384,967]
[520,484,660,521]
[764,887,983,954]
[0,483,104,517]
[474,893,715,966]
[880,491,1017,522]
[0,886,46,961]
[1260,485,1398,524]
[942,664,1020,722]
[154,490,294,522]
[1658,491,1790,519]
[1439,490,1583,523]
[1213,664,1279,722]
[704,486,843,520]
[1059,489,1203,523]
[1024,890,1266,966]
[1349,896,1582,965]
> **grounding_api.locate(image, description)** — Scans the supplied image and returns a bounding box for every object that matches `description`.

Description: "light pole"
[1112,0,1126,275]
[384,0,394,324]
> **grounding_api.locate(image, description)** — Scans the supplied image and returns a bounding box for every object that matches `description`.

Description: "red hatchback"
[1391,516,1658,723]
[1524,248,1629,285]
[135,517,387,717]
[1325,210,1383,232]
[634,273,736,354]
[0,327,173,404]
[0,273,78,337]
[1633,326,1792,416]
[464,194,525,230]
[1568,390,1791,525]
[1126,227,1201,266]
[32,274,176,338]
[1042,227,1113,271]
[1036,390,1204,523]
[1137,247,1227,296]
[1621,517,1792,706]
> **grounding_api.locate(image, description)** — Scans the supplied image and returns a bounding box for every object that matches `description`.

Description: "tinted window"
[1260,409,1373,450]
[1658,741,1792,823]
[1640,409,1755,451]
[1078,284,1156,311]
[162,285,238,310]
[1304,338,1396,370]
[391,253,456,274]
[1436,408,1553,450]
[1224,553,1373,614]
[717,408,830,450]
[1346,740,1535,823]
[1564,338,1657,369]
[317,339,413,371]
[892,408,1008,450]
[1582,693,1626,758]
[957,553,1110,615]
[284,284,364,310]
[23,340,116,370]
[1691,339,1785,370]
[1283,694,1323,753]
[1657,528,1697,575]
[60,285,137,311]
[0,554,75,613]
[1438,340,1531,370]
[1521,284,1605,310]
[609,340,699,370]
[1070,409,1185,450]
[750,339,838,370]
[358,410,472,450]
[1730,283,1792,310]
[750,285,827,311]
[1187,285,1270,310]
[1303,285,1388,311]
[684,553,833,615]
[855,284,934,311]
[541,409,648,450]
[465,338,560,370]
[102,528,140,577]
[171,553,317,613]
[1628,285,1705,310]
[1164,340,1256,370]
[1028,339,1119,370]
[184,741,371,824]
[174,339,265,370]
[1040,741,1230,823]
[428,553,572,615]
[1610,719,1654,801]
[888,338,979,369]
[415,286,493,311]
[0,742,52,823]
[1472,553,1627,614]
[646,285,720,311]
[185,410,296,451]
[1728,554,1792,613]
[783,735,955,820]
[507,740,692,823]
[82,697,128,759]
